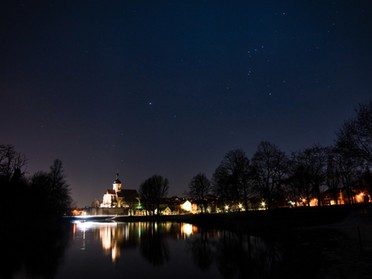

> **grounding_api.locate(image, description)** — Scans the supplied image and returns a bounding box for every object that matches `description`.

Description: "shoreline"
[109,203,372,234]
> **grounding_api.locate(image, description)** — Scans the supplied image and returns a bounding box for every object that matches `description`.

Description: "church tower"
[113,172,122,193]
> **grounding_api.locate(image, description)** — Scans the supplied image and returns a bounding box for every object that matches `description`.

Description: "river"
[3,213,370,279]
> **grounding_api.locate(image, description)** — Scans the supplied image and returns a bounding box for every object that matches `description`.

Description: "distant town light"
[355,192,365,203]
[288,201,295,206]
[181,200,192,212]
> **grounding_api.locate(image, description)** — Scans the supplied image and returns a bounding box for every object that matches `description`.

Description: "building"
[93,173,141,215]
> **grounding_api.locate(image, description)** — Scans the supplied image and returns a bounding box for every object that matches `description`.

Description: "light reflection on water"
[2,220,286,279]
[64,221,281,279]
[72,221,200,263]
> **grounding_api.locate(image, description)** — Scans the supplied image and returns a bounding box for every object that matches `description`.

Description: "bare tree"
[139,175,169,216]
[31,159,72,216]
[0,144,27,182]
[212,149,252,211]
[188,173,211,213]
[290,145,328,206]
[0,144,28,212]
[336,101,372,165]
[326,150,342,205]
[330,146,364,204]
[49,159,72,215]
[286,157,313,206]
[251,141,288,209]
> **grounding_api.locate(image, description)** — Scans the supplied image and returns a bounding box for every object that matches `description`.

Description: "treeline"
[187,101,372,211]
[0,145,72,220]
[3,101,371,217]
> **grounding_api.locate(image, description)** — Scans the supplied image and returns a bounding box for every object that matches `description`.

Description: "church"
[98,173,141,216]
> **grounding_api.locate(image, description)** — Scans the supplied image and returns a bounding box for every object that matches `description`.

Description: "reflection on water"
[2,219,315,279]
[70,220,283,278]
[72,221,198,263]
[185,228,282,278]
[73,221,120,260]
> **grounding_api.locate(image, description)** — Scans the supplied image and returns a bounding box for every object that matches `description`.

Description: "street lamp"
[261,201,266,209]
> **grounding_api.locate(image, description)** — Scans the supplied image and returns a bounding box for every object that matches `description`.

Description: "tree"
[325,150,342,205]
[251,141,288,209]
[0,144,73,217]
[139,175,169,216]
[188,173,211,213]
[330,145,364,204]
[30,159,72,216]
[289,145,328,206]
[212,149,253,211]
[0,144,28,212]
[48,159,72,215]
[0,144,27,183]
[286,158,313,206]
[336,101,372,165]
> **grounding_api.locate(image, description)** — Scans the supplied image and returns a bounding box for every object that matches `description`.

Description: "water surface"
[57,221,279,279]
[5,220,283,279]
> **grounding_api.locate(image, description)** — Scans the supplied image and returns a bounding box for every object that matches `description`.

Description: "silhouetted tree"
[139,175,169,216]
[0,145,73,218]
[251,142,288,209]
[30,159,72,216]
[48,159,72,215]
[328,146,364,204]
[0,144,28,215]
[188,172,211,213]
[212,149,253,210]
[336,101,372,165]
[286,158,313,206]
[0,144,27,181]
[290,145,328,206]
[325,150,342,205]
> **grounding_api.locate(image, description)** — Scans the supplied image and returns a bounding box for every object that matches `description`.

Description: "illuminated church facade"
[98,173,141,215]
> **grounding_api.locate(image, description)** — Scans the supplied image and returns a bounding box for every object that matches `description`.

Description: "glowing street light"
[261,201,266,209]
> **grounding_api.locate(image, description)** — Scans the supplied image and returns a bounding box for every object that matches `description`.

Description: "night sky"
[1,0,371,207]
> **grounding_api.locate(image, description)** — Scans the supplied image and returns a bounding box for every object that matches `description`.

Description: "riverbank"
[113,203,371,233]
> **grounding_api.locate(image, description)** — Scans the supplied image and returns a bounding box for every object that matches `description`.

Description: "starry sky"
[1,0,371,207]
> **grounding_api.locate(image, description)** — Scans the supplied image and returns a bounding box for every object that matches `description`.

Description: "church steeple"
[113,172,122,192]
[114,172,121,184]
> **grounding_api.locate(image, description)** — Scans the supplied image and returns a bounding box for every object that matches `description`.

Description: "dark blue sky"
[1,0,371,207]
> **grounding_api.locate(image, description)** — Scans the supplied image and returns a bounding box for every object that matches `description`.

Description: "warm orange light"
[355,192,365,203]
[309,198,318,206]
[181,200,192,211]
